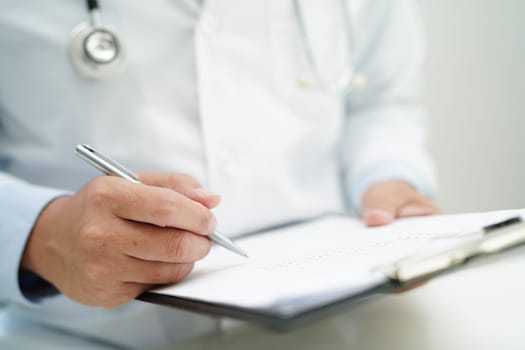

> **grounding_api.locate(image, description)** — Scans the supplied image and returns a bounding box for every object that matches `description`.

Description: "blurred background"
[418,0,525,213]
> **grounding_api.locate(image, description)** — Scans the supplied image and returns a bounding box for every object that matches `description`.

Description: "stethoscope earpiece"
[69,0,125,80]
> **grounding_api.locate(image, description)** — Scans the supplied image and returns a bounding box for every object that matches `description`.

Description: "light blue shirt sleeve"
[0,182,68,306]
[342,0,437,212]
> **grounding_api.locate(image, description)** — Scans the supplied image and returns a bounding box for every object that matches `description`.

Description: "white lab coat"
[0,0,435,348]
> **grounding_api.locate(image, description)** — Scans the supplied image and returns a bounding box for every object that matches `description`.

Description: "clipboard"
[138,215,525,330]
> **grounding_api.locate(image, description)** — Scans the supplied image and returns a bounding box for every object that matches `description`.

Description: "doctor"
[0,0,438,348]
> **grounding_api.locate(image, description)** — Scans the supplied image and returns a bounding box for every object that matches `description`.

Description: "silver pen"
[75,144,248,258]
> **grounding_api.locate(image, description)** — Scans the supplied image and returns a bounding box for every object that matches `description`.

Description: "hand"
[361,180,439,292]
[21,172,220,308]
[361,180,440,227]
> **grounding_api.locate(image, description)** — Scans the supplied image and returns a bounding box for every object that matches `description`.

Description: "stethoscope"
[292,0,365,94]
[69,0,125,80]
[69,0,365,94]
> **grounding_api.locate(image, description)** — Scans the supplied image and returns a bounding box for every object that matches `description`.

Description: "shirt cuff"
[0,183,69,305]
[348,161,436,214]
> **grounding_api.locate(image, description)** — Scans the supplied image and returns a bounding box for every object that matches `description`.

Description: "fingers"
[97,262,193,308]
[138,172,221,209]
[138,171,201,191]
[361,181,408,226]
[397,202,441,218]
[363,208,395,227]
[120,221,212,263]
[88,262,193,308]
[121,258,195,284]
[88,177,217,235]
[361,180,440,227]
[96,282,155,309]
[31,175,217,309]
[188,187,221,209]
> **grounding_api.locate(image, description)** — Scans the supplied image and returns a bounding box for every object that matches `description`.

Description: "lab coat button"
[220,163,229,175]
[214,150,231,176]
[297,76,314,89]
[215,150,242,179]
[351,73,367,90]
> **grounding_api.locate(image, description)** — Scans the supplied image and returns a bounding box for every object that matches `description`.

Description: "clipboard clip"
[383,216,525,284]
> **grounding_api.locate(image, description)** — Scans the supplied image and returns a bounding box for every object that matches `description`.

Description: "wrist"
[21,195,71,280]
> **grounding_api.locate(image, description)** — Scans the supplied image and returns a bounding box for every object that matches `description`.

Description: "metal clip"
[384,217,525,284]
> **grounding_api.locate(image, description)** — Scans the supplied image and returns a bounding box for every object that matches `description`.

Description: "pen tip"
[229,241,249,258]
[211,231,248,258]
[232,247,249,258]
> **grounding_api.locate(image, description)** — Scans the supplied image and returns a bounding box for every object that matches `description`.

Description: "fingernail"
[363,209,394,227]
[208,214,217,234]
[192,188,220,198]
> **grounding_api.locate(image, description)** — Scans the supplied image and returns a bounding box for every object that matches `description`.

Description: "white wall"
[417,0,525,212]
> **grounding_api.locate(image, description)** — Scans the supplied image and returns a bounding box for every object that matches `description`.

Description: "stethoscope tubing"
[87,0,99,12]
[292,0,357,94]
[73,0,360,91]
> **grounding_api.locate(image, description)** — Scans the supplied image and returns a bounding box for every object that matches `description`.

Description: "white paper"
[150,209,525,314]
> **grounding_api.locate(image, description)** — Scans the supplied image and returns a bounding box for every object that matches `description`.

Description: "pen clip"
[75,144,140,183]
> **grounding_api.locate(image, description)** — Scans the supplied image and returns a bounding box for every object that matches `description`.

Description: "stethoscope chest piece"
[69,22,125,80]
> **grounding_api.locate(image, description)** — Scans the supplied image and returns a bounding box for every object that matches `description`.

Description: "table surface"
[2,253,525,350]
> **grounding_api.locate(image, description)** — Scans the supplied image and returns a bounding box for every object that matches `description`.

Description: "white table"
[159,253,525,350]
[2,254,525,350]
